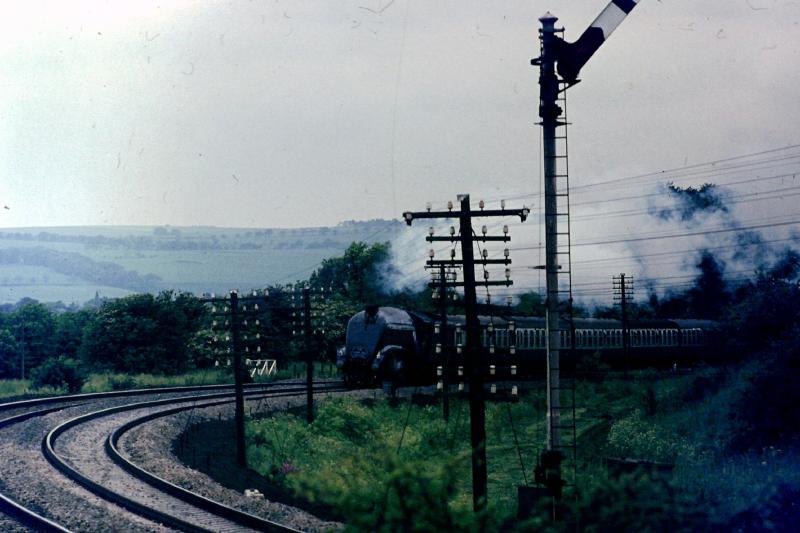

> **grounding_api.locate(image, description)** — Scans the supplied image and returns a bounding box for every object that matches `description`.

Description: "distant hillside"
[0,220,399,305]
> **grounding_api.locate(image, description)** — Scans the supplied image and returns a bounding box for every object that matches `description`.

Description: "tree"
[309,242,392,304]
[0,329,19,378]
[515,292,546,316]
[9,302,57,376]
[80,291,206,374]
[54,309,95,359]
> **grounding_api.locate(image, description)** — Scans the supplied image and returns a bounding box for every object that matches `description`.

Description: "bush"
[31,356,86,393]
[520,472,710,532]
[728,333,800,452]
[606,411,695,463]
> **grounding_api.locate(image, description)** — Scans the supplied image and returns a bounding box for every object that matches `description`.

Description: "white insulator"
[458,366,464,376]
[437,366,442,376]
[512,385,518,396]
[490,384,497,394]
[490,365,496,375]
[511,365,517,375]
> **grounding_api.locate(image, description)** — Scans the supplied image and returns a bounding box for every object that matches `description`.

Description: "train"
[336,305,719,386]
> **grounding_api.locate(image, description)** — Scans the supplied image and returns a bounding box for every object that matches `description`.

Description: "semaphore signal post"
[403,194,529,512]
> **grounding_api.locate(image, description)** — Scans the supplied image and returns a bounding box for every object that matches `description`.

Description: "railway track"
[0,380,350,532]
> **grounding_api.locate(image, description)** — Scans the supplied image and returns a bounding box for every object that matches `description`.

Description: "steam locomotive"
[336,306,718,386]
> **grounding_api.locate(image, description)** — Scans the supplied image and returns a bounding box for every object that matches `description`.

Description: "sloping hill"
[0,220,398,304]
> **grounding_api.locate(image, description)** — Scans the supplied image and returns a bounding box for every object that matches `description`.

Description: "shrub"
[30,356,85,393]
[606,411,695,463]
[519,472,710,532]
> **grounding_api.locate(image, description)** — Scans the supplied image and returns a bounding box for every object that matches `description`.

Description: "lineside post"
[303,285,314,423]
[229,290,247,468]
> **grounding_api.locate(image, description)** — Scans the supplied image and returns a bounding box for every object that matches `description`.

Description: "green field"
[0,221,397,304]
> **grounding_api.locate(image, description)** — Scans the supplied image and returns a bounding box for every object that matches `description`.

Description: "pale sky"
[2,0,799,300]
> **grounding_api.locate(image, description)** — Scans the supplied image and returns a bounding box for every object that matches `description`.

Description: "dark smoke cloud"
[653,182,728,224]
[765,248,800,281]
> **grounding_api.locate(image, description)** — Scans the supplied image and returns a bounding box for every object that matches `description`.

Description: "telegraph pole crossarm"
[404,194,527,513]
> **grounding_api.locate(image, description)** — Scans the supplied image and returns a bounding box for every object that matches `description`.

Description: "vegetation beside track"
[245,362,800,531]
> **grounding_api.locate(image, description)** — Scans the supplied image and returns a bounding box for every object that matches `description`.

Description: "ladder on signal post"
[538,25,579,497]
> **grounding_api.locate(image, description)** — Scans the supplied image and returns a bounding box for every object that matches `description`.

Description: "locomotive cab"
[339,306,422,386]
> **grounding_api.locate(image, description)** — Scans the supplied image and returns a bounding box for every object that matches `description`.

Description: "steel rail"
[0,379,342,415]
[42,383,346,532]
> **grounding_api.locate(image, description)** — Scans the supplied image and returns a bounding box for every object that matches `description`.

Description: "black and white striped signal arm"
[556,0,640,83]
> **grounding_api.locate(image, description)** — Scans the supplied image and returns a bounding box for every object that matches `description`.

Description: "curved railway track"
[0,380,350,532]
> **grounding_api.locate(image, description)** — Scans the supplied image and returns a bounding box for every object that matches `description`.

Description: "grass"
[0,358,339,401]
[244,364,800,531]
[80,368,233,393]
[0,379,61,400]
[273,361,340,381]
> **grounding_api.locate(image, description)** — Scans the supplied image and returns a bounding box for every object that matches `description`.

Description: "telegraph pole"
[613,273,634,375]
[437,264,451,422]
[303,285,314,423]
[457,195,488,512]
[201,289,274,468]
[403,195,528,512]
[229,290,247,468]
